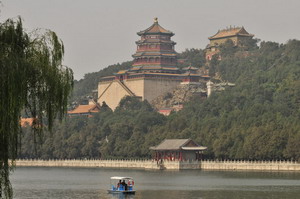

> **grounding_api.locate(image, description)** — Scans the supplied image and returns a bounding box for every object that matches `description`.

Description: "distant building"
[158,108,173,116]
[98,18,206,110]
[150,139,207,161]
[20,118,35,127]
[158,104,184,116]
[205,26,254,60]
[68,99,100,117]
[20,117,42,128]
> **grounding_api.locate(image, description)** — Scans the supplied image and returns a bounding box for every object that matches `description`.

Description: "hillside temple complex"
[97,18,205,110]
[97,19,252,110]
[205,26,254,60]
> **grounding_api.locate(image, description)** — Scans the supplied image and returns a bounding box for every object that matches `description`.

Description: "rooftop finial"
[154,17,158,23]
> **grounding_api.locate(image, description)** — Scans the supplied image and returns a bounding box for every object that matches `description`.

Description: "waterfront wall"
[15,159,300,171]
[15,159,159,170]
[201,160,300,171]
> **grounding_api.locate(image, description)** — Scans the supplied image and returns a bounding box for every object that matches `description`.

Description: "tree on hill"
[177,48,206,68]
[19,96,166,160]
[115,96,153,112]
[0,17,73,198]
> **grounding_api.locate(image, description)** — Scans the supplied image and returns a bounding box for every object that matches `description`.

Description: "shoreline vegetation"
[13,159,300,171]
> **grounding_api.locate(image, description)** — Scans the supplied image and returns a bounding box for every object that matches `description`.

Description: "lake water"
[11,167,300,199]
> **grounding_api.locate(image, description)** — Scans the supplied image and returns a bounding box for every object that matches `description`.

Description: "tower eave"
[137,32,175,36]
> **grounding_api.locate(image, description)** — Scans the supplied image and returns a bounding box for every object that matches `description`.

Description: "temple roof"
[143,72,182,76]
[182,66,198,71]
[150,139,207,151]
[209,26,254,40]
[128,72,182,77]
[136,39,175,44]
[137,18,174,36]
[133,52,177,57]
[131,66,179,71]
[68,104,100,114]
[116,70,128,74]
[20,118,35,127]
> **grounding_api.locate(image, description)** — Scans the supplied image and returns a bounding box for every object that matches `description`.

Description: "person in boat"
[122,180,128,190]
[128,180,134,190]
[117,180,122,189]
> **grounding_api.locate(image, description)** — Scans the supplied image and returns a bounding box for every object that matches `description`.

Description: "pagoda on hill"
[98,18,203,110]
[205,26,254,60]
[132,17,178,74]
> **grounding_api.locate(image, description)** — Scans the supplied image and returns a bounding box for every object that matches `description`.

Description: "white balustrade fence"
[13,159,300,171]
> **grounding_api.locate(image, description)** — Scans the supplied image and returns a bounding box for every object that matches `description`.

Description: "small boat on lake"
[107,176,136,194]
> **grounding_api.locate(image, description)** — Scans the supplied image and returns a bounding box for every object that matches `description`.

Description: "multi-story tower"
[132,18,178,73]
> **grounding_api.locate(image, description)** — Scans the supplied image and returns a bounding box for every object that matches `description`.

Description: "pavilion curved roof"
[209,27,254,40]
[137,18,174,36]
[150,139,207,151]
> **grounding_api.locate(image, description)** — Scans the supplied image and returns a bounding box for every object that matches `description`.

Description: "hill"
[19,39,300,161]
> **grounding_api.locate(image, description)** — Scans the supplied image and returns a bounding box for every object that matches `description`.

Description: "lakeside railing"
[202,159,299,164]
[13,158,300,171]
[14,158,299,164]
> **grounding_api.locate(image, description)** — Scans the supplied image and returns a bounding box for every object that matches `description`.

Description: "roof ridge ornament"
[154,17,158,23]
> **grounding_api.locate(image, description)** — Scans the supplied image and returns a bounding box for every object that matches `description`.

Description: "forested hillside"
[20,39,300,161]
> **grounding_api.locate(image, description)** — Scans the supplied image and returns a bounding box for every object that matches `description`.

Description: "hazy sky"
[1,0,300,80]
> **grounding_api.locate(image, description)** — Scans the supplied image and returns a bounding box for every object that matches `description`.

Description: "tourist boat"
[107,176,136,194]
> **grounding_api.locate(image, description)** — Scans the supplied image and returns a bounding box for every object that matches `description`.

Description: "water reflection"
[108,193,135,199]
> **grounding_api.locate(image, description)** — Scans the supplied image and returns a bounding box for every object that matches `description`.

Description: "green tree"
[177,48,206,68]
[0,18,73,198]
